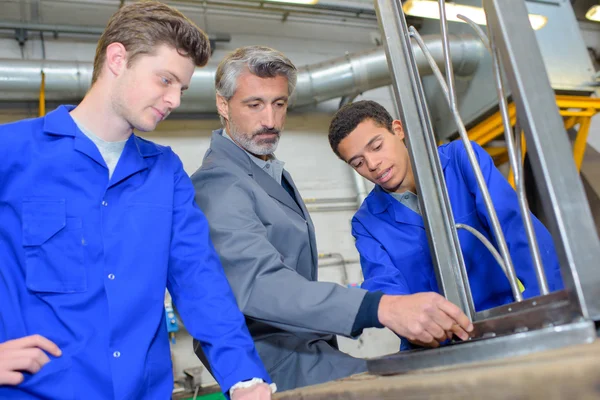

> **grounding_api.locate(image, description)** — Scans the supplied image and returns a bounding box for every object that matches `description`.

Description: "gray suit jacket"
[191,130,367,391]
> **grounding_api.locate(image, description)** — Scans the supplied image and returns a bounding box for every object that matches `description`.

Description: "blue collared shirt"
[390,191,420,215]
[0,105,270,399]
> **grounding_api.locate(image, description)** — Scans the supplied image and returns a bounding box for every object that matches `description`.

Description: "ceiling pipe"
[0,21,232,42]
[0,34,483,112]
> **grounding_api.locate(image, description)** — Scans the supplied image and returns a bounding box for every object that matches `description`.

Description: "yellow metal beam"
[563,116,578,131]
[468,103,517,143]
[559,110,597,118]
[475,116,517,146]
[484,147,507,157]
[573,112,594,171]
[39,70,46,117]
[465,94,599,189]
[555,95,600,110]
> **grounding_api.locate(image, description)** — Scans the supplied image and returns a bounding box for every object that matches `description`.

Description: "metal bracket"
[14,28,28,47]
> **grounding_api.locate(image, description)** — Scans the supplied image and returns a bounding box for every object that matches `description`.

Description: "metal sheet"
[471,298,579,340]
[368,320,596,376]
[374,0,474,318]
[483,0,600,321]
[475,290,568,321]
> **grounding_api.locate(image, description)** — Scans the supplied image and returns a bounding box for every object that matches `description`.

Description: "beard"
[229,117,281,156]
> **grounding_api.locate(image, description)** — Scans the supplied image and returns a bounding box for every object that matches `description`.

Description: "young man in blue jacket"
[328,100,564,350]
[0,2,272,399]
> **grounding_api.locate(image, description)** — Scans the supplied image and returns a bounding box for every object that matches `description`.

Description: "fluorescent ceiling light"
[263,0,319,4]
[586,5,600,22]
[403,0,548,31]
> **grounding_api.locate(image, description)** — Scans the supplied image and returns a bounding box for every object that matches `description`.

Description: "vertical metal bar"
[483,0,600,319]
[374,0,474,319]
[438,0,458,108]
[39,70,45,117]
[484,22,550,295]
[508,119,548,292]
[410,13,523,302]
[514,121,526,203]
[573,115,592,171]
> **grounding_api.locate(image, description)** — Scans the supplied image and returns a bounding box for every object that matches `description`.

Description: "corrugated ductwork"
[0,34,483,112]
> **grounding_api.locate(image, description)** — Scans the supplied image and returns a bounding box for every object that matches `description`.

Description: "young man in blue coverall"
[0,2,272,399]
[328,100,564,351]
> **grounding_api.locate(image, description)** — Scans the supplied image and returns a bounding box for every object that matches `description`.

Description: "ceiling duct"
[0,34,483,112]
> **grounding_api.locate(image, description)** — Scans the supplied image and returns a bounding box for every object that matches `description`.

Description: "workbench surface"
[275,339,600,399]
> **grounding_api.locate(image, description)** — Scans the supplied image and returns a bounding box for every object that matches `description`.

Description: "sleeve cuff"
[350,291,385,336]
[229,378,277,396]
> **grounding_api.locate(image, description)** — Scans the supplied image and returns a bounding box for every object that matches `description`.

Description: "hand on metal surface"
[378,293,473,347]
[230,382,272,400]
[0,335,62,385]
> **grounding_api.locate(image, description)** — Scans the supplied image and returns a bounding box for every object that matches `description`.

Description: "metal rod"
[458,13,549,296]
[407,27,478,317]
[438,0,458,109]
[409,25,522,301]
[409,28,449,101]
[514,120,523,173]
[512,121,550,291]
[488,31,549,295]
[0,20,232,41]
[302,196,357,204]
[374,0,474,319]
[456,223,507,280]
[513,120,537,284]
[456,14,491,53]
[318,253,350,286]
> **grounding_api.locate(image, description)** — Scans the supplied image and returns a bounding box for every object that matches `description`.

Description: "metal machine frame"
[368,0,600,375]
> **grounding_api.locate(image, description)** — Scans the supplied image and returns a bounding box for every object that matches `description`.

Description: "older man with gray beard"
[190,45,473,392]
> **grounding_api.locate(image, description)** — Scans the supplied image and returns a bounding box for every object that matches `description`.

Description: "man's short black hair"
[328,100,394,159]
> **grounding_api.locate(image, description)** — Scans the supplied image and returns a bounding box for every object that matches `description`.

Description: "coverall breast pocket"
[22,198,86,293]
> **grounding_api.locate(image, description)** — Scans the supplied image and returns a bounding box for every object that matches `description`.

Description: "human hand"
[230,382,272,400]
[0,335,62,386]
[378,292,473,347]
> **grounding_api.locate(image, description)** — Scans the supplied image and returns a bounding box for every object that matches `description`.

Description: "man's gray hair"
[215,46,297,125]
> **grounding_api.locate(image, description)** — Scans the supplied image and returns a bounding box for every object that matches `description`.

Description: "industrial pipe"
[0,34,483,112]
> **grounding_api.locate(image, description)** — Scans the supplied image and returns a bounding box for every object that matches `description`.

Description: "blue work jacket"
[0,106,270,399]
[352,141,564,348]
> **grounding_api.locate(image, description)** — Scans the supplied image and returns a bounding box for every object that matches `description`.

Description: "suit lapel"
[210,130,304,217]
[283,170,319,278]
[251,162,304,218]
[209,130,319,278]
